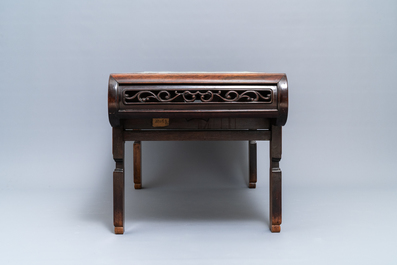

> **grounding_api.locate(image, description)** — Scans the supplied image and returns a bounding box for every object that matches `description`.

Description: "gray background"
[1,0,396,264]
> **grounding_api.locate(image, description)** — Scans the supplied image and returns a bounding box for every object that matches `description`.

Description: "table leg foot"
[114,226,124,234]
[271,225,280,233]
[248,183,256,188]
[134,183,142,189]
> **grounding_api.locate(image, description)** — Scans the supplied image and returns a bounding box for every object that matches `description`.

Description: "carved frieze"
[123,89,272,104]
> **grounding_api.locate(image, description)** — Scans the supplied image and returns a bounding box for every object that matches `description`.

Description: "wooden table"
[108,73,288,234]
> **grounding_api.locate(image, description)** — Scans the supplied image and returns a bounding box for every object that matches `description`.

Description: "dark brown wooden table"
[108,73,288,234]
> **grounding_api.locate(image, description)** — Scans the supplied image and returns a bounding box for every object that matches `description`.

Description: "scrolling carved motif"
[123,90,272,104]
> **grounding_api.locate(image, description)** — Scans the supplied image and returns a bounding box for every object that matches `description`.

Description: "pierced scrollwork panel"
[123,89,273,104]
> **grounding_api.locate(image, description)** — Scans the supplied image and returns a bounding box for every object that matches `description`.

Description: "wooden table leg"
[113,127,125,234]
[249,140,257,188]
[134,141,142,189]
[269,125,282,232]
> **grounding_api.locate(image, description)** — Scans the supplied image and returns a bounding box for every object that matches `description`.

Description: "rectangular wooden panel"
[123,130,270,141]
[123,118,270,130]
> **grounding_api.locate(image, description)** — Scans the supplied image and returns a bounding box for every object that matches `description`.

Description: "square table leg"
[249,140,257,188]
[133,141,142,189]
[269,125,282,232]
[113,127,125,234]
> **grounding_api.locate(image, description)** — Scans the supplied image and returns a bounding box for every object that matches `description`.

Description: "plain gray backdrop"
[1,0,396,264]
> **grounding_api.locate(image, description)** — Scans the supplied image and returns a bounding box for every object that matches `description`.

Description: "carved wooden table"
[108,73,288,234]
